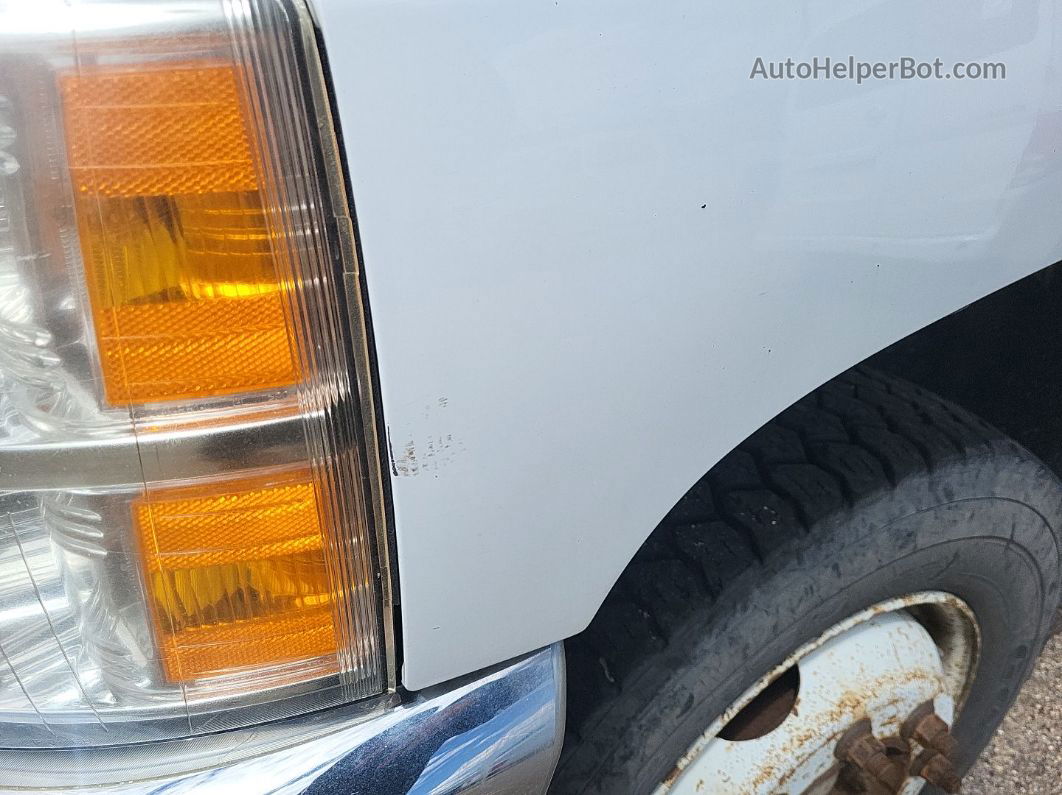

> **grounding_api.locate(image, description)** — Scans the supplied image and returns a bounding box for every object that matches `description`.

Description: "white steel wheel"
[657,593,979,795]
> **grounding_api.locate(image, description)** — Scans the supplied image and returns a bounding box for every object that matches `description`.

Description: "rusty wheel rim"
[655,592,979,795]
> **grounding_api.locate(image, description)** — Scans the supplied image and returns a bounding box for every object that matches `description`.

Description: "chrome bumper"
[3,644,565,794]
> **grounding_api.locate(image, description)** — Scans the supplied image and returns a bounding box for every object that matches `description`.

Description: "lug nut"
[835,720,908,793]
[902,701,959,758]
[912,749,962,793]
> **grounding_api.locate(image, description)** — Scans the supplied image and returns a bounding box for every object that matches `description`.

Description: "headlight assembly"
[0,0,391,755]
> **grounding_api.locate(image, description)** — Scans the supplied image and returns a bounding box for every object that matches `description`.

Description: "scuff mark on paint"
[390,398,465,477]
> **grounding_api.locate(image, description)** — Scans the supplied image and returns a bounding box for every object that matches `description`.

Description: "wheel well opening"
[561,260,1062,752]
[870,259,1062,476]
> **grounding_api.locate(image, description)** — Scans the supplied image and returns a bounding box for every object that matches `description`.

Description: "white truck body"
[315,0,1062,688]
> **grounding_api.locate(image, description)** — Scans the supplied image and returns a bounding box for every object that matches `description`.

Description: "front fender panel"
[315,0,1062,688]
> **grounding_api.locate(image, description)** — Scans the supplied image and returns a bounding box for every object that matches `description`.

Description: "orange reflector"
[134,474,338,683]
[62,64,258,198]
[60,63,301,405]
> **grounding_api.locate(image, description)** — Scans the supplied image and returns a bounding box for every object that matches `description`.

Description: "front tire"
[553,368,1062,794]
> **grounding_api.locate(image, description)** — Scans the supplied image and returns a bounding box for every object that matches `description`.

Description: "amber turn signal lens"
[60,63,300,405]
[134,474,338,683]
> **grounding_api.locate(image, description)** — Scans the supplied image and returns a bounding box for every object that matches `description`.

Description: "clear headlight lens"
[0,0,389,749]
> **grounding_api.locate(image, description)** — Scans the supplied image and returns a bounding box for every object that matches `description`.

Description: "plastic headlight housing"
[0,0,391,751]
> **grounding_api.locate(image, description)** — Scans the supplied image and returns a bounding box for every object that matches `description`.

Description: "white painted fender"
[314,0,1062,689]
